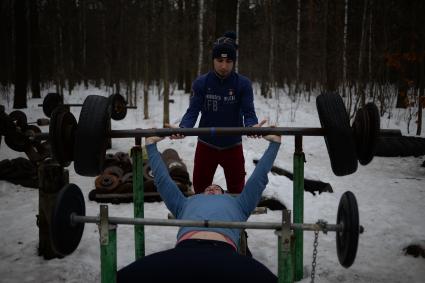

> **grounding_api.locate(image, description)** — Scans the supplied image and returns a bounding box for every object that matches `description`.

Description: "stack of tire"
[89,149,192,203]
[375,134,425,157]
[88,151,133,203]
[143,148,192,202]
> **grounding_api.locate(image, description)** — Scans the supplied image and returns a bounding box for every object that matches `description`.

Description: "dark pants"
[117,239,277,283]
[193,141,246,194]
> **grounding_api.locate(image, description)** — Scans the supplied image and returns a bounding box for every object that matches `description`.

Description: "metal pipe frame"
[71,214,342,232]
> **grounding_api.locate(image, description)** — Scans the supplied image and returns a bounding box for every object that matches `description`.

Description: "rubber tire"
[359,103,380,165]
[336,191,360,268]
[43,93,62,118]
[74,95,111,176]
[316,92,358,176]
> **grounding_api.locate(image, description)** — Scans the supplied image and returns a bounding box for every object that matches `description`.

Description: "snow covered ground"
[1,85,424,282]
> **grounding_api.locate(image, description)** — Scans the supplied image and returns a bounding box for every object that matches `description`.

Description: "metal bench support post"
[132,138,145,259]
[277,209,293,283]
[293,135,304,281]
[100,205,117,283]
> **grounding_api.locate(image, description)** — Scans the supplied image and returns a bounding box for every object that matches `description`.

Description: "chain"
[310,230,319,283]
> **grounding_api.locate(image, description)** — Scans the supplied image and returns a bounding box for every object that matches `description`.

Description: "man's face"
[213,58,234,77]
[203,184,224,195]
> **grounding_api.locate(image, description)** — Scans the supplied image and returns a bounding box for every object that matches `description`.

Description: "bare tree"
[14,0,28,108]
[162,1,170,125]
[29,0,41,98]
[197,0,204,76]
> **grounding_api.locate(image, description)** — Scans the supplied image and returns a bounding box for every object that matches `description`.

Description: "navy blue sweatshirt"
[179,71,259,148]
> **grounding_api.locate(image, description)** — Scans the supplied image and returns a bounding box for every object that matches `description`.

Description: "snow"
[1,86,424,282]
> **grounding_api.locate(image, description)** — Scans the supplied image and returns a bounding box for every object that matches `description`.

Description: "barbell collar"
[109,127,326,138]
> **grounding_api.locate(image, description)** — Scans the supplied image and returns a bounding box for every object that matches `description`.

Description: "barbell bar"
[38,92,136,120]
[70,93,377,177]
[51,184,362,268]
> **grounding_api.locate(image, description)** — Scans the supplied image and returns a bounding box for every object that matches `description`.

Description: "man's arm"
[179,82,204,128]
[146,142,186,216]
[237,137,281,216]
[240,80,259,127]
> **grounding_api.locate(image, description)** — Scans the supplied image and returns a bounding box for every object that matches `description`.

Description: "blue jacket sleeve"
[179,81,204,128]
[236,142,281,216]
[146,144,186,216]
[240,80,258,127]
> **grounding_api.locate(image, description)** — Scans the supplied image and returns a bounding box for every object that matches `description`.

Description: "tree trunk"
[358,0,369,106]
[162,1,170,125]
[29,0,41,99]
[325,0,339,93]
[197,0,204,76]
[215,0,237,38]
[342,0,348,97]
[368,0,374,99]
[417,21,424,135]
[14,0,28,108]
[296,0,301,93]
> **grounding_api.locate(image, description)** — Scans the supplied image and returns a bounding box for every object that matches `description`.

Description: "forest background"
[1,0,424,134]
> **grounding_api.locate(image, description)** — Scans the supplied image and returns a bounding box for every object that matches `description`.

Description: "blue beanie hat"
[212,31,238,61]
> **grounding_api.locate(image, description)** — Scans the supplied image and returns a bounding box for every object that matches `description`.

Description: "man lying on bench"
[117,133,282,283]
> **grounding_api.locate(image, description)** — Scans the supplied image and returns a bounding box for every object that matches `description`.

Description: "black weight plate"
[9,110,28,129]
[161,148,180,161]
[359,103,380,165]
[95,174,120,192]
[50,183,85,256]
[43,93,62,117]
[103,166,124,178]
[5,128,30,152]
[24,125,42,136]
[316,92,358,176]
[74,95,111,176]
[0,109,16,136]
[50,107,77,167]
[336,191,360,268]
[110,94,127,121]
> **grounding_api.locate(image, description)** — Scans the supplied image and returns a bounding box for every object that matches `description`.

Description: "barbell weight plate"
[95,174,120,192]
[9,110,28,129]
[336,191,360,268]
[74,95,111,176]
[103,153,121,169]
[110,94,127,121]
[50,183,85,256]
[36,118,50,126]
[43,93,62,118]
[359,103,380,165]
[49,107,77,167]
[4,128,30,152]
[24,125,42,136]
[316,92,358,176]
[103,166,124,179]
[161,148,180,161]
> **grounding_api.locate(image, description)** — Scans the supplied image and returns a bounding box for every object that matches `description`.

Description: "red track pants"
[193,141,246,194]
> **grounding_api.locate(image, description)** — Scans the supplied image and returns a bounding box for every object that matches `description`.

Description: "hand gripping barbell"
[38,92,136,120]
[51,184,363,268]
[50,93,380,176]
